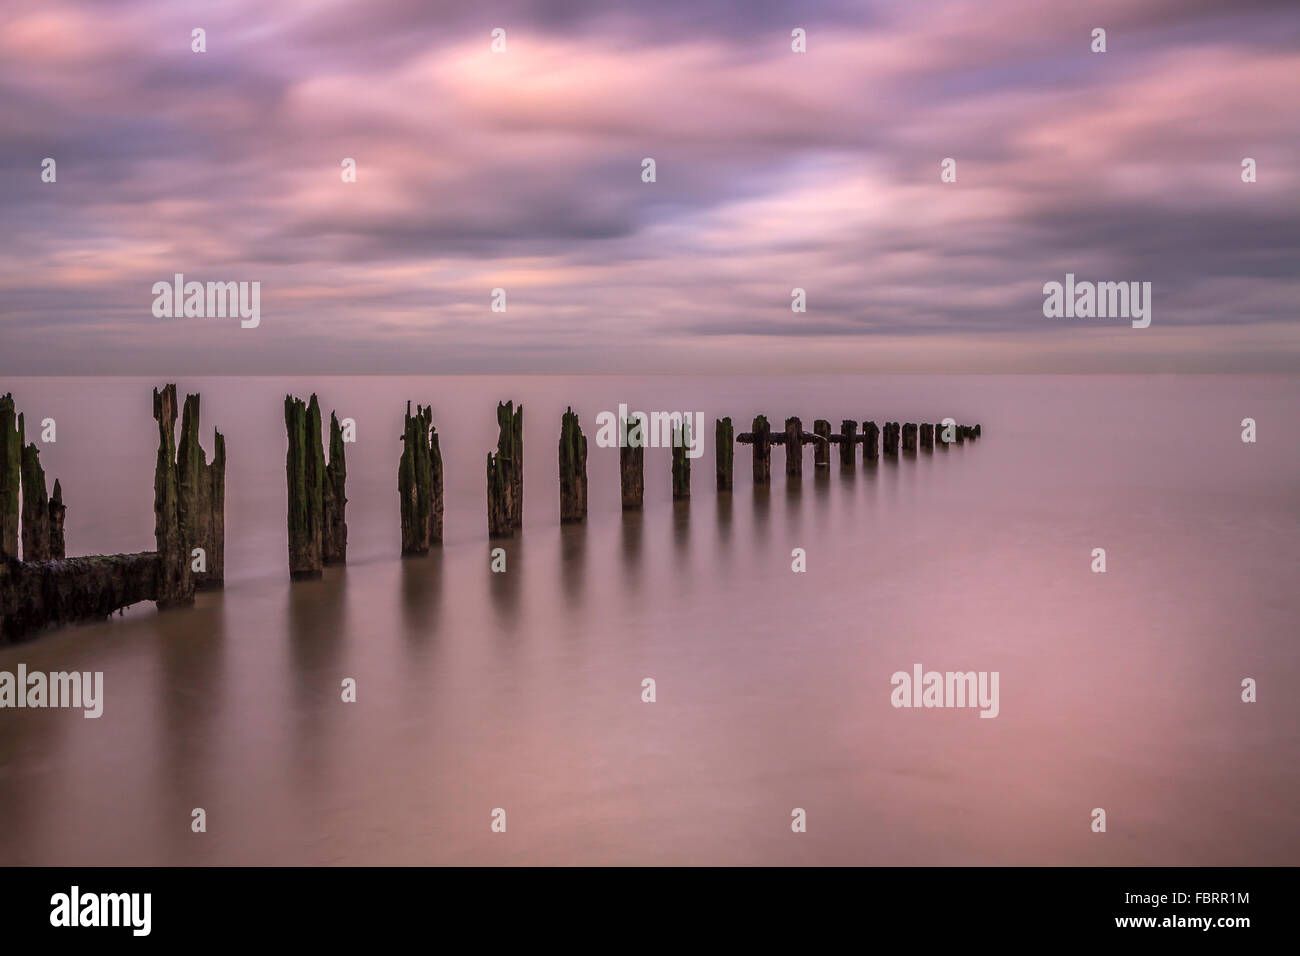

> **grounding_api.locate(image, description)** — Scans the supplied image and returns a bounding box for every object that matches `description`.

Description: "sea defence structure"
[2,386,225,642]
[4,390,980,641]
[399,402,444,554]
[284,393,347,578]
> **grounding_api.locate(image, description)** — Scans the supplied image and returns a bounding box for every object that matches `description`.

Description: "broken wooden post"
[715,417,734,491]
[0,395,20,562]
[284,393,325,579]
[495,401,523,529]
[813,420,831,468]
[619,415,645,511]
[782,417,803,479]
[399,403,443,554]
[672,421,691,500]
[743,415,772,485]
[154,385,195,605]
[487,401,522,534]
[19,443,51,562]
[47,480,66,560]
[920,423,934,450]
[862,421,879,463]
[559,407,587,522]
[838,420,857,469]
[323,413,347,565]
[902,423,918,454]
[178,394,227,588]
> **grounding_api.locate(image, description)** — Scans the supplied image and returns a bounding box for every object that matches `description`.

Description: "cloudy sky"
[1,0,1296,374]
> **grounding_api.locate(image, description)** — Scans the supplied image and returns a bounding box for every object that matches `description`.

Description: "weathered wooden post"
[619,414,645,511]
[783,417,804,479]
[902,423,918,454]
[559,407,587,523]
[920,423,934,450]
[751,415,772,485]
[495,401,523,529]
[19,443,51,562]
[838,420,857,470]
[862,421,879,463]
[400,403,443,554]
[178,394,227,587]
[715,417,734,491]
[813,420,831,468]
[47,480,66,560]
[321,413,347,565]
[284,394,325,579]
[672,421,691,500]
[0,395,19,562]
[155,385,195,605]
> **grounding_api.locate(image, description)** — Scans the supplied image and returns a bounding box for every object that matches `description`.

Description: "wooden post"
[784,417,804,478]
[491,401,522,531]
[20,443,51,562]
[751,415,771,485]
[155,384,195,604]
[284,393,324,579]
[559,407,587,522]
[0,395,20,562]
[672,421,691,500]
[862,421,879,463]
[715,417,734,491]
[323,412,347,564]
[400,403,443,554]
[620,415,645,511]
[813,419,831,468]
[838,420,857,470]
[902,423,918,454]
[920,423,934,450]
[47,480,66,560]
[883,421,900,457]
[178,393,227,587]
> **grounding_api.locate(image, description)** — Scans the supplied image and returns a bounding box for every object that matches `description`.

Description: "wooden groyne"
[3,388,981,641]
[1,385,225,641]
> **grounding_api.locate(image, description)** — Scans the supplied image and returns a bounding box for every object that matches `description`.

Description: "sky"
[1,0,1297,374]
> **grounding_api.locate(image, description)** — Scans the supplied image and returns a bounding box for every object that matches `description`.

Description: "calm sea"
[0,374,1297,864]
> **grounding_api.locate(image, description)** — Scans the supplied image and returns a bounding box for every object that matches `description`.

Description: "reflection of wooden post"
[838,420,857,470]
[813,420,831,468]
[715,417,734,491]
[0,395,21,561]
[559,407,587,523]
